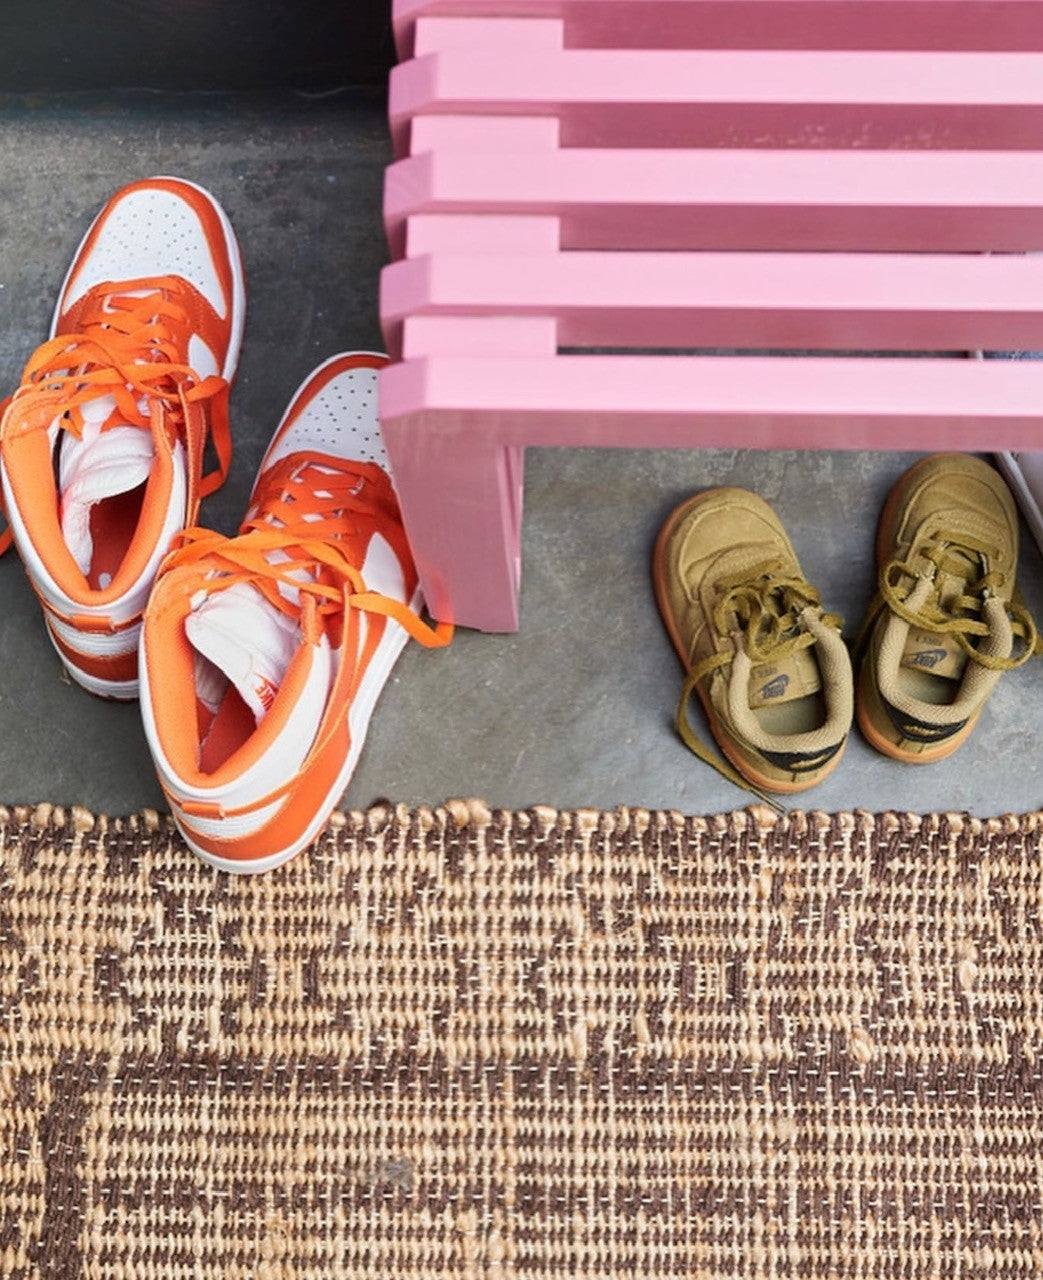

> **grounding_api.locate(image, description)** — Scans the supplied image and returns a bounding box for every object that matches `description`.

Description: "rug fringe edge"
[1,798,1040,842]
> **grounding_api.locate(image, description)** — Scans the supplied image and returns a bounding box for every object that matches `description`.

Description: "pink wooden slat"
[413,16,563,53]
[404,213,561,256]
[382,250,1043,352]
[381,352,1043,449]
[391,48,1043,153]
[409,115,559,154]
[380,353,1043,628]
[404,115,559,163]
[394,0,1043,59]
[400,315,558,358]
[384,148,1043,253]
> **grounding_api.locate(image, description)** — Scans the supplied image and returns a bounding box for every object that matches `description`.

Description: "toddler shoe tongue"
[59,422,154,575]
[186,582,301,725]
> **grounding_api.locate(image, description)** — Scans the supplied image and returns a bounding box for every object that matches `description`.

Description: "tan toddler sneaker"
[855,453,1036,763]
[654,488,854,804]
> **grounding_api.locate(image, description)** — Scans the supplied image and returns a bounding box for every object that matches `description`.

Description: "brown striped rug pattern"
[2,799,1042,1278]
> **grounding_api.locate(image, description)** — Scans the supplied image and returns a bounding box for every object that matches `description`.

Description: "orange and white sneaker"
[139,352,451,873]
[0,176,244,699]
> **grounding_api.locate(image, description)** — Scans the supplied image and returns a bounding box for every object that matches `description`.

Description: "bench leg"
[383,423,524,632]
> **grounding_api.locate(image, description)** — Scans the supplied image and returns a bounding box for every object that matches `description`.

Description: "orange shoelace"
[0,274,231,554]
[162,453,452,650]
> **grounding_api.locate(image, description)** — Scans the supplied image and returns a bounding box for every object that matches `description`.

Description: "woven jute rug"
[3,799,1043,1278]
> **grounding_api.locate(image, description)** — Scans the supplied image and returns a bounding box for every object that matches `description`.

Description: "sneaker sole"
[652,489,845,797]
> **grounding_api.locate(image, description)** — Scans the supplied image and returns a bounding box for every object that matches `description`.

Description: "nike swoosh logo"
[908,648,948,670]
[758,674,790,700]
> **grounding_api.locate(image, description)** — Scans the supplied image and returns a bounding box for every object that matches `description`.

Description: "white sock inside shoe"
[59,412,155,577]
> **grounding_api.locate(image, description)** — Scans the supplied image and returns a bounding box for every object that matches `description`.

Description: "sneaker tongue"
[59,418,154,575]
[748,646,822,709]
[896,561,981,684]
[933,549,978,611]
[185,583,300,725]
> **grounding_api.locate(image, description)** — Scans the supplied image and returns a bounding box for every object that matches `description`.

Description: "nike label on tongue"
[253,676,280,714]
[748,647,822,709]
[900,628,968,681]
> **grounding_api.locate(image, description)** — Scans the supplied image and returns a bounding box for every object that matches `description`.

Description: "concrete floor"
[2,92,1043,820]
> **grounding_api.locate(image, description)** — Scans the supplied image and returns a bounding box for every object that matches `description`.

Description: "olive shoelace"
[855,527,1039,670]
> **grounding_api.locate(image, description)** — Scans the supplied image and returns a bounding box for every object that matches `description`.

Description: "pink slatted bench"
[380,0,1043,632]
